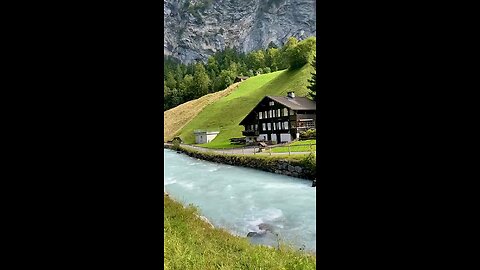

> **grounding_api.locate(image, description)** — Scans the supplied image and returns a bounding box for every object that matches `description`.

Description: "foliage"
[300,129,316,140]
[301,152,316,176]
[164,36,317,111]
[172,140,180,150]
[286,37,316,69]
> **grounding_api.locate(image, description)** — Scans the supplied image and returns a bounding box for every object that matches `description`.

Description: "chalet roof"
[266,96,316,110]
[239,95,316,125]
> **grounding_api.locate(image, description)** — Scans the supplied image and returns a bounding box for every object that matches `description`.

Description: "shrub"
[300,129,316,140]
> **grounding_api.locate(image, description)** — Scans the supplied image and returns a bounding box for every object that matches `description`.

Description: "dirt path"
[165,143,314,156]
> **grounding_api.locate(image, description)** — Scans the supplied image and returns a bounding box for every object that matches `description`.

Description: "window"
[255,124,258,130]
[265,111,268,118]
[251,124,254,130]
[273,122,276,130]
[269,101,275,106]
[259,112,263,119]
[289,110,295,116]
[305,121,315,128]
[283,121,289,130]
[283,108,288,116]
[269,110,272,118]
[272,110,275,118]
[277,109,281,117]
[267,123,271,130]
[277,122,281,130]
[262,123,266,130]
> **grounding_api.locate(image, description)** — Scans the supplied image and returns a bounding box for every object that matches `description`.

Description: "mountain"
[164,0,316,63]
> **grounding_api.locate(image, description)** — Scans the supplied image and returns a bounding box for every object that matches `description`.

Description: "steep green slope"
[175,64,313,148]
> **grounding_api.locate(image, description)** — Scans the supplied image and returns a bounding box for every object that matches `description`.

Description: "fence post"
[288,145,291,155]
[269,147,272,156]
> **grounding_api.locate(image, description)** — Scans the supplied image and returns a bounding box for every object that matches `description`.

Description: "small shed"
[194,130,220,144]
[234,76,249,83]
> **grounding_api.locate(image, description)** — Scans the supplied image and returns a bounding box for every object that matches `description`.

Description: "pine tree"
[307,56,316,102]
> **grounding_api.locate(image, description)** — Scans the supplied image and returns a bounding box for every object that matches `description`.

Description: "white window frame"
[283,121,289,130]
[283,108,288,116]
[272,110,275,118]
[265,111,268,119]
[262,123,266,131]
[269,110,272,118]
[289,109,294,116]
[267,123,271,130]
[259,112,263,119]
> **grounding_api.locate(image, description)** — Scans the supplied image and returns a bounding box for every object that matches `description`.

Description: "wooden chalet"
[239,92,316,143]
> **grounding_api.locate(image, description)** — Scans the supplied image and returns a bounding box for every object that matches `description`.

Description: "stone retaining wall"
[164,144,315,180]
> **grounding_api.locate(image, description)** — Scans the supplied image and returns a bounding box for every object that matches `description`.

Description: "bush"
[300,129,316,140]
[301,153,316,176]
[172,140,181,150]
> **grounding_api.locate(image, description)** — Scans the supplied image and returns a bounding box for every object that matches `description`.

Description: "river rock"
[295,166,303,173]
[258,223,274,233]
[292,172,299,177]
[247,231,265,237]
[288,165,295,172]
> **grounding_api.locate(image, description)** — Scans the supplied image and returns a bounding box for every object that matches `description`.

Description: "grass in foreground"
[271,140,317,153]
[164,195,316,270]
[175,65,314,148]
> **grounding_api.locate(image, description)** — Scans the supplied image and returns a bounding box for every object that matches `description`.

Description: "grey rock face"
[164,0,316,63]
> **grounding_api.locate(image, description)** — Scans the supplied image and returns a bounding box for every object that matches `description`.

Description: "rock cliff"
[164,0,316,63]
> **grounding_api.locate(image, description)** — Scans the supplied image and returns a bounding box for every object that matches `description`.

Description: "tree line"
[164,36,316,111]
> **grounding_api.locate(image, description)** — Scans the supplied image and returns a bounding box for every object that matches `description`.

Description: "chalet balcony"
[298,113,316,119]
[242,130,259,136]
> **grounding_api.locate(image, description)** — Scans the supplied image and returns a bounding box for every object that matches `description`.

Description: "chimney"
[287,91,295,98]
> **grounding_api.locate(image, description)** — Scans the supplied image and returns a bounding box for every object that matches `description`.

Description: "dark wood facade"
[239,93,316,143]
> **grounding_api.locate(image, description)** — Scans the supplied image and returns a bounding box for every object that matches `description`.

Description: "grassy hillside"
[175,65,313,148]
[164,195,316,270]
[164,82,240,142]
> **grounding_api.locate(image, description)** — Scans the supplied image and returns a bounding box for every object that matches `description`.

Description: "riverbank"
[164,144,316,180]
[164,194,316,269]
